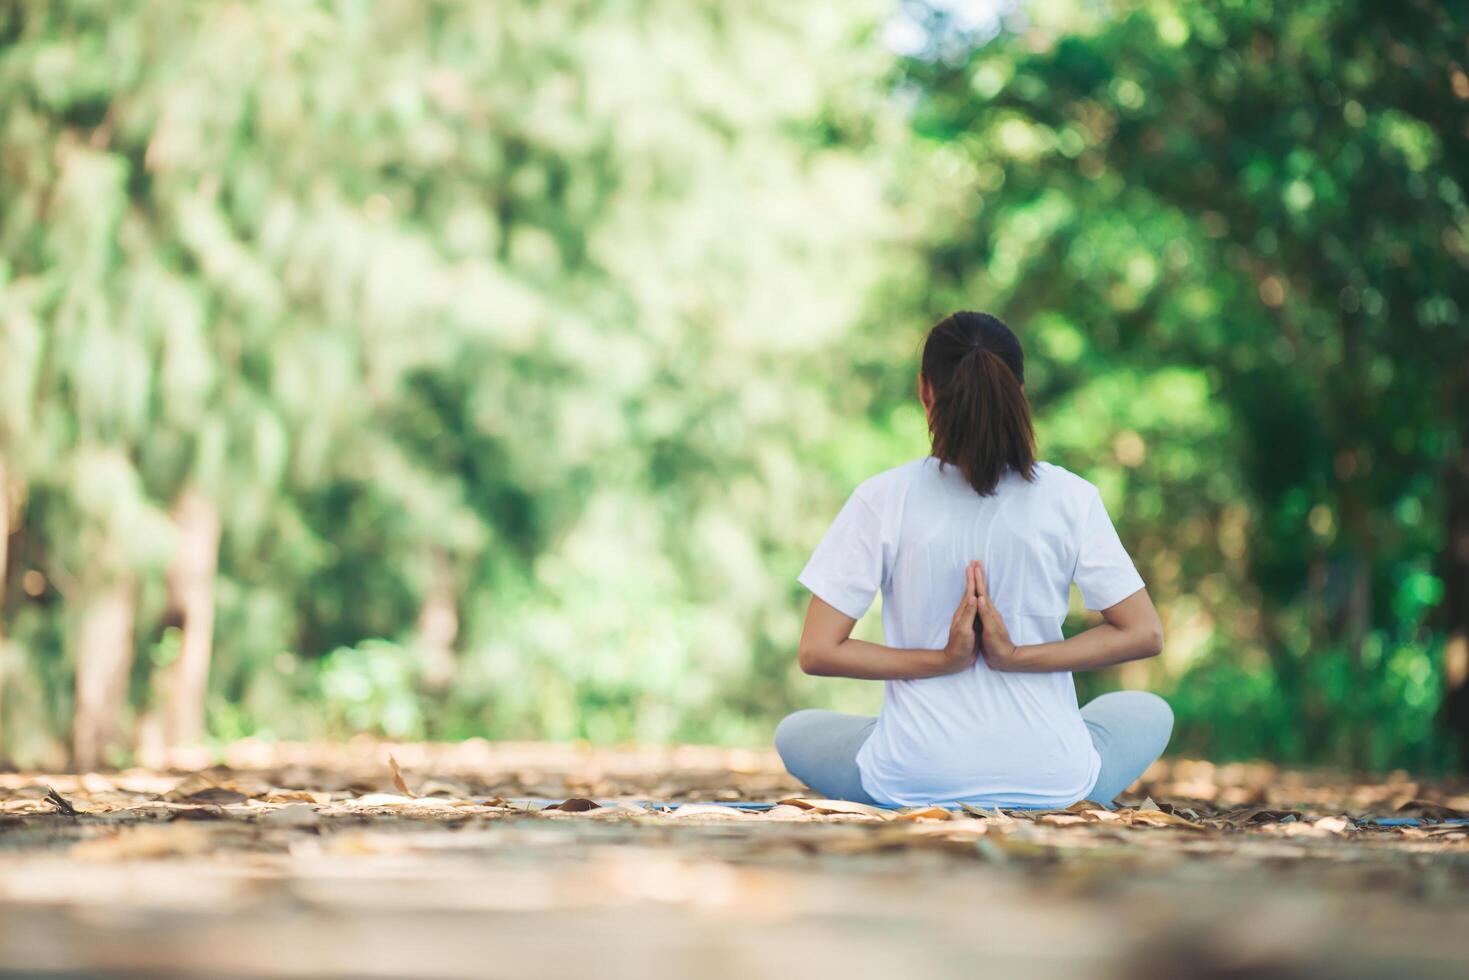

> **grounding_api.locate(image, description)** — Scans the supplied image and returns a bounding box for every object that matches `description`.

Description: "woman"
[776,311,1171,808]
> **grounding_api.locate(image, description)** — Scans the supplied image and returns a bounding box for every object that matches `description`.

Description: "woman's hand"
[971,560,1028,671]
[937,562,983,674]
[968,561,1164,674]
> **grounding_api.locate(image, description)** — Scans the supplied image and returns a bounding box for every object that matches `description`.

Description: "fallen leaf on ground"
[545,797,601,812]
[263,789,333,805]
[1421,826,1469,838]
[1219,806,1302,826]
[666,803,753,819]
[45,786,80,816]
[1066,800,1107,812]
[1038,813,1091,827]
[388,755,416,798]
[764,804,816,821]
[1394,799,1469,820]
[957,803,1019,827]
[777,798,894,820]
[1120,807,1208,831]
[895,806,953,822]
[342,793,452,808]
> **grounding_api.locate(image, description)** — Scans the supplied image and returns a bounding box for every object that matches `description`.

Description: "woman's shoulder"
[1023,461,1103,508]
[850,457,933,507]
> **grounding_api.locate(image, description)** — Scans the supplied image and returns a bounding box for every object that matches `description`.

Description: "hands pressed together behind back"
[944,558,1165,675]
[942,560,1022,674]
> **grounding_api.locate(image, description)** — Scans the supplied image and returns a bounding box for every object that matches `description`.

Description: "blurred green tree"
[0,0,901,762]
[890,0,1469,768]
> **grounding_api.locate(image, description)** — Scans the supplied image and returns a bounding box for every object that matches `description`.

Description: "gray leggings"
[774,691,1173,808]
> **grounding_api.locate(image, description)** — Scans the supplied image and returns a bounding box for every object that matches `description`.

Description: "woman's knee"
[1140,692,1174,733]
[1128,692,1174,754]
[774,709,822,769]
[1086,690,1174,750]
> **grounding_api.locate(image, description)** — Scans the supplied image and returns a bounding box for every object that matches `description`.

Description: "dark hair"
[921,311,1036,496]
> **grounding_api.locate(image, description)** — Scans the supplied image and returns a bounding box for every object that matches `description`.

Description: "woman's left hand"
[970,560,1027,671]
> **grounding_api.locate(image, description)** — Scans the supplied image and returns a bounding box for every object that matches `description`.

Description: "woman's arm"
[798,565,985,680]
[972,560,1164,673]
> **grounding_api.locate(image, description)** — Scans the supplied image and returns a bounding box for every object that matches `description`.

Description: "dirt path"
[3,742,1468,978]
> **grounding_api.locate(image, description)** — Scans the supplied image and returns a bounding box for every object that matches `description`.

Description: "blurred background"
[0,0,1466,774]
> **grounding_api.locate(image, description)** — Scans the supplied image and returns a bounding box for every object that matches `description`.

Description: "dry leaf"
[1038,813,1090,827]
[545,797,601,812]
[764,804,817,821]
[1421,826,1469,839]
[388,754,416,798]
[44,786,80,816]
[1121,807,1207,831]
[1312,815,1351,833]
[666,803,751,819]
[956,803,1018,828]
[1220,806,1301,826]
[777,798,894,820]
[343,793,420,808]
[164,774,260,805]
[895,806,954,822]
[1393,799,1469,820]
[263,790,333,805]
[1,800,43,813]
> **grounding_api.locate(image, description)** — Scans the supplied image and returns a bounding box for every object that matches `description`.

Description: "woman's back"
[798,456,1143,807]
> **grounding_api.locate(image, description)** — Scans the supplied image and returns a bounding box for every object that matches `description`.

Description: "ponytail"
[922,312,1036,496]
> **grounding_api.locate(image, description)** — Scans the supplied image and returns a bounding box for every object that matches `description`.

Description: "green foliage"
[317,640,426,742]
[889,0,1469,769]
[0,0,901,763]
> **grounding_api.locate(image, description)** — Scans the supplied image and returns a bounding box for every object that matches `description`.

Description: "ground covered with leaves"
[3,741,1469,978]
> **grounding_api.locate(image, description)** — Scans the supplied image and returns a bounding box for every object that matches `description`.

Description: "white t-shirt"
[798,457,1146,807]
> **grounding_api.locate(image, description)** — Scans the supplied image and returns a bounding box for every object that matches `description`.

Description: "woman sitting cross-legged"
[777,311,1172,810]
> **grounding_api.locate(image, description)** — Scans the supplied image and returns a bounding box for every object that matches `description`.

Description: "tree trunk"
[417,552,458,691]
[0,452,9,615]
[160,488,221,750]
[72,575,137,771]
[0,453,9,752]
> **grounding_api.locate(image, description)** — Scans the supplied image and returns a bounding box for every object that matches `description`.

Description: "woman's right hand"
[938,562,982,673]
